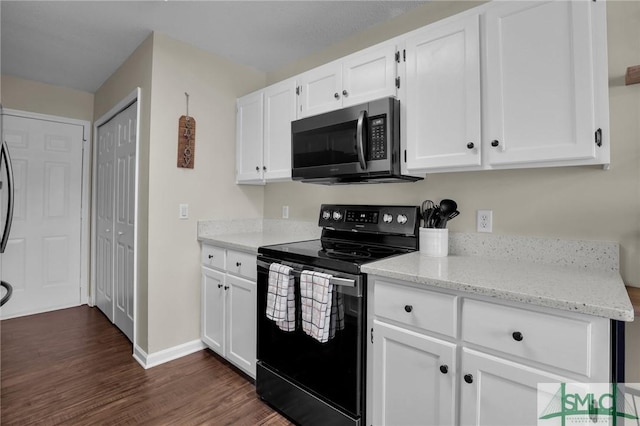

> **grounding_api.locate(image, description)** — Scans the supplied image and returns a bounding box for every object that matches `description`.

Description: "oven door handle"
[257,259,356,288]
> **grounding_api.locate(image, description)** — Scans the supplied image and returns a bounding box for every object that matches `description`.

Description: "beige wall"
[1,74,94,122]
[94,33,154,352]
[145,33,265,353]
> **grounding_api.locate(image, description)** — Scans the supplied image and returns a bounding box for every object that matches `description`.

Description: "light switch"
[179,204,189,219]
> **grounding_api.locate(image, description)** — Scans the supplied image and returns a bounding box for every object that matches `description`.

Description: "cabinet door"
[297,61,342,118]
[225,274,257,378]
[484,1,598,166]
[405,13,481,171]
[236,91,265,184]
[372,320,456,426]
[202,267,225,355]
[263,79,296,182]
[459,348,572,426]
[342,42,398,107]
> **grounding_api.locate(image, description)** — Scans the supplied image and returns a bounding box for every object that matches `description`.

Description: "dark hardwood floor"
[0,305,293,425]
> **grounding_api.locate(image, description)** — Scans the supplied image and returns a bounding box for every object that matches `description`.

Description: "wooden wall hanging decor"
[178,92,195,168]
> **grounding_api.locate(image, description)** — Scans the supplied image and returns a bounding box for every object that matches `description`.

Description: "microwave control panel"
[369,116,387,160]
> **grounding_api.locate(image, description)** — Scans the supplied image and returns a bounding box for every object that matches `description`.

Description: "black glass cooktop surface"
[258,238,414,275]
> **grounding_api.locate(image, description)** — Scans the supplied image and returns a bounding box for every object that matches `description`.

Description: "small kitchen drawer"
[201,245,225,270]
[461,298,595,377]
[226,250,257,281]
[374,280,457,338]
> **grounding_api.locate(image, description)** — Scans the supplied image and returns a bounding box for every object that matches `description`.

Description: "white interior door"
[1,114,84,318]
[96,117,116,322]
[113,103,136,341]
[95,101,136,342]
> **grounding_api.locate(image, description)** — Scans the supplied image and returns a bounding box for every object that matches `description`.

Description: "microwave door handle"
[356,110,367,170]
[1,140,15,254]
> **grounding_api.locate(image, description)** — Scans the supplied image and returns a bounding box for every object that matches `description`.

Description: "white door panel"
[1,115,83,318]
[96,101,136,341]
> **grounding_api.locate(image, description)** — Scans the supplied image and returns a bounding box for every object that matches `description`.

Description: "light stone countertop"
[198,231,317,253]
[197,219,321,253]
[197,221,633,321]
[361,252,634,322]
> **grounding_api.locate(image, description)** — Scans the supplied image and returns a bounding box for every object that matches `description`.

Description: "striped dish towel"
[266,263,296,332]
[301,270,333,343]
[329,290,345,340]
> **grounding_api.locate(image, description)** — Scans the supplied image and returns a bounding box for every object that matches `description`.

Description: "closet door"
[95,101,136,342]
[96,117,116,322]
[113,103,136,341]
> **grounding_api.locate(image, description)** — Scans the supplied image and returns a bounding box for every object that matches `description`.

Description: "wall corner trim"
[133,339,206,369]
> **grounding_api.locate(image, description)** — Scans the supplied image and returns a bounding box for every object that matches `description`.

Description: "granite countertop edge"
[362,253,634,322]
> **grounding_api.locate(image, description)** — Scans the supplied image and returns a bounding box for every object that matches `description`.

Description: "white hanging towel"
[300,270,333,343]
[266,263,296,332]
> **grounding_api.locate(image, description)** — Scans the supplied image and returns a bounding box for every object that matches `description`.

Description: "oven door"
[256,256,365,425]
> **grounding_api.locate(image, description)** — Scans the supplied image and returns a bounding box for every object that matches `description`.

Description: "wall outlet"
[179,203,189,220]
[282,205,289,219]
[477,210,492,233]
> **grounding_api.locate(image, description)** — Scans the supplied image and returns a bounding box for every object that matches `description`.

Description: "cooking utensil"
[437,199,458,228]
[448,210,460,220]
[421,200,435,225]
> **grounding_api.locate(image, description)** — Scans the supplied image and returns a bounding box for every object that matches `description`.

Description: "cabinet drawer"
[374,280,457,338]
[201,245,225,270]
[226,250,257,281]
[461,299,596,377]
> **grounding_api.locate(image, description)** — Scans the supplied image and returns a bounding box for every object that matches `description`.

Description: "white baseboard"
[133,339,206,369]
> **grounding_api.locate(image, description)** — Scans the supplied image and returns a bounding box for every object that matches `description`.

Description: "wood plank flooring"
[0,305,294,425]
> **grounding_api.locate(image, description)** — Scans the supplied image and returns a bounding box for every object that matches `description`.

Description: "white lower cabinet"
[373,320,456,426]
[368,277,611,426]
[201,244,257,378]
[459,348,571,426]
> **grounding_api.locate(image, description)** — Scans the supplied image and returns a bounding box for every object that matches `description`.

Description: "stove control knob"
[397,214,408,224]
[382,213,393,223]
[322,210,331,220]
[332,211,343,221]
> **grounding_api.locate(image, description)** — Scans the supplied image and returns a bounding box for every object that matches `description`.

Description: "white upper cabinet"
[341,42,398,107]
[236,90,264,184]
[297,61,343,119]
[404,13,482,171]
[297,41,398,118]
[483,0,606,167]
[263,79,297,181]
[236,78,296,185]
[404,0,609,173]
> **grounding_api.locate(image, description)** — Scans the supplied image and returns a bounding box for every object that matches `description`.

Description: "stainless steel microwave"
[291,97,422,184]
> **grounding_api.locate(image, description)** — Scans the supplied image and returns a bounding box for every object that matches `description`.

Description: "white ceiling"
[1,1,426,93]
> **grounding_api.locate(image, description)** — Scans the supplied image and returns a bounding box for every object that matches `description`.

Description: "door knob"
[464,374,474,384]
[491,140,500,148]
[404,305,413,313]
[334,92,340,100]
[342,90,348,97]
[512,331,524,341]
[440,365,448,374]
[467,142,475,149]
[236,261,241,267]
[117,231,124,236]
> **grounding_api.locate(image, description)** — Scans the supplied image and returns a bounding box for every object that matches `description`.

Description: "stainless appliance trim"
[257,258,358,288]
[356,110,367,170]
[1,139,15,254]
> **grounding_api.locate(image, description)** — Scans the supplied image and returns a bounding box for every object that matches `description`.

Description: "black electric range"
[256,204,420,426]
[258,204,420,275]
